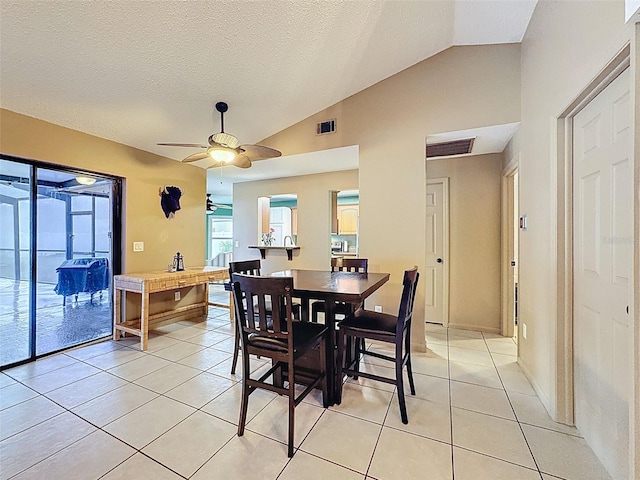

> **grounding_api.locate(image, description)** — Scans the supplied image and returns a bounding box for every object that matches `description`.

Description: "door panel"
[0,160,33,365]
[573,68,631,479]
[425,179,448,325]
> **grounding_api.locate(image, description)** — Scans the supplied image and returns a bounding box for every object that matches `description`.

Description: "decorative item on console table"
[172,252,185,271]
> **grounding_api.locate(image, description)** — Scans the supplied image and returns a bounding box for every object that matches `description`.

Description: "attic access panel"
[426,138,475,158]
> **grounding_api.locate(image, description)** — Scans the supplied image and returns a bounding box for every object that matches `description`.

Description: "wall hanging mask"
[159,186,182,218]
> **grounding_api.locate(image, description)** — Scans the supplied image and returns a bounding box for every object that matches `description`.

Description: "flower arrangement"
[262,228,276,246]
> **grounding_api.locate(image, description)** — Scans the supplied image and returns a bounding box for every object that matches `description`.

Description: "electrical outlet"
[235,240,239,247]
[522,323,527,339]
[374,305,383,313]
[174,291,180,301]
[133,241,144,252]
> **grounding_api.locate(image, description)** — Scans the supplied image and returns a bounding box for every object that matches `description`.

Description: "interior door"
[573,68,631,479]
[425,178,449,325]
[503,169,519,339]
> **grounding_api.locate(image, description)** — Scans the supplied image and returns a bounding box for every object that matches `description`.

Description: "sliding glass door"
[0,158,121,367]
[0,160,32,365]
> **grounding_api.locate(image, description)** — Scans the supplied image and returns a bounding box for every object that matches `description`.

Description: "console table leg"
[113,288,122,341]
[140,291,149,350]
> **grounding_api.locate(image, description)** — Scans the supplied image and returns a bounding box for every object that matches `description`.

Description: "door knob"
[436,258,443,264]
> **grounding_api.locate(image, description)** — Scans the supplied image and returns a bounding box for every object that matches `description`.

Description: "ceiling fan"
[206,194,233,212]
[158,102,282,169]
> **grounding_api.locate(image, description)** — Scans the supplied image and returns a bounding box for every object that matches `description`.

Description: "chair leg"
[352,334,361,380]
[358,338,366,360]
[237,351,251,436]
[406,353,416,396]
[336,328,345,405]
[230,326,240,374]
[287,362,295,457]
[396,351,408,424]
[319,337,329,408]
[404,325,416,395]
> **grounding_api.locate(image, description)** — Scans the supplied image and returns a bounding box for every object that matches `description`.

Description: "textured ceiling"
[0,0,536,199]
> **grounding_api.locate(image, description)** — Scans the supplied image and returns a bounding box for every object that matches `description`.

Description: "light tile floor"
[0,310,612,479]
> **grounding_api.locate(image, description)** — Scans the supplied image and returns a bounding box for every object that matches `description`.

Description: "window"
[209,216,232,267]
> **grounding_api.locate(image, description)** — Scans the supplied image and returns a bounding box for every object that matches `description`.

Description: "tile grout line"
[482,331,545,479]
[362,381,391,479]
[13,344,253,479]
[3,337,244,477]
[446,327,456,480]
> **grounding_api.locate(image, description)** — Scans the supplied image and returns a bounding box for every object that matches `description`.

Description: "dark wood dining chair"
[228,259,300,374]
[232,273,328,457]
[311,257,369,323]
[336,266,419,424]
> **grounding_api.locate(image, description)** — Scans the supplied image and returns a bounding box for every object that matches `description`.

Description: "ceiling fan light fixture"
[209,147,236,163]
[75,176,96,185]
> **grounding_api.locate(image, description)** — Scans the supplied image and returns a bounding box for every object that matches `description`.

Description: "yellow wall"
[260,44,521,350]
[427,153,503,333]
[0,109,206,273]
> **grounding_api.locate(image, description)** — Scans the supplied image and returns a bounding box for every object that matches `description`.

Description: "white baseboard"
[447,323,502,335]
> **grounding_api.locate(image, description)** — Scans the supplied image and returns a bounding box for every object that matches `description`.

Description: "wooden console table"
[113,266,228,350]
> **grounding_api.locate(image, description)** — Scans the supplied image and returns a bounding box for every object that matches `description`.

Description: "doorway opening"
[501,164,519,342]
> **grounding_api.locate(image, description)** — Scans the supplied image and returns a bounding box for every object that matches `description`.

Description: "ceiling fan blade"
[182,152,211,163]
[158,143,208,148]
[232,153,252,169]
[238,144,282,161]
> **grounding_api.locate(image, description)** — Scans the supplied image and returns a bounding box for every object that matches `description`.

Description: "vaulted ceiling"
[0,1,536,199]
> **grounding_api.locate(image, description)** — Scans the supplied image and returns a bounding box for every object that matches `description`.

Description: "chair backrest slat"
[232,273,294,343]
[396,266,419,337]
[229,259,262,325]
[331,257,368,273]
[229,259,262,278]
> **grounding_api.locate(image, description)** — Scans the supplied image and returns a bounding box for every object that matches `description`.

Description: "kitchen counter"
[249,245,300,261]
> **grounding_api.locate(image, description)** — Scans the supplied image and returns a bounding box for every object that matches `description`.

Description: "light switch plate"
[133,242,144,252]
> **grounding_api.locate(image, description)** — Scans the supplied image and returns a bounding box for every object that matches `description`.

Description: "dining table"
[270,268,390,405]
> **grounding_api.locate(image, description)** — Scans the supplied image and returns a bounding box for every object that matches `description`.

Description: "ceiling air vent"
[316,119,336,135]
[426,137,475,158]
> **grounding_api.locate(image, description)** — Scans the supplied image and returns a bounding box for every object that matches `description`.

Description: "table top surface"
[115,266,228,281]
[270,269,390,301]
